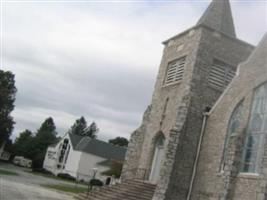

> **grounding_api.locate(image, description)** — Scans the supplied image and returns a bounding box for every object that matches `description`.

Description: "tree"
[109,137,129,147]
[3,138,13,154]
[68,117,98,138]
[35,117,57,143]
[13,129,34,159]
[32,117,57,169]
[86,121,99,139]
[0,70,17,145]
[102,160,123,178]
[68,116,88,136]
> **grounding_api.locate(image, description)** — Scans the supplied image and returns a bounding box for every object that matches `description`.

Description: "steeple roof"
[197,0,236,38]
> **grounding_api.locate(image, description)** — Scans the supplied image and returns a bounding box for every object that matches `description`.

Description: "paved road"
[0,178,74,200]
[0,163,78,200]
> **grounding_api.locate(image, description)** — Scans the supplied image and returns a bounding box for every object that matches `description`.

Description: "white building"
[43,133,126,182]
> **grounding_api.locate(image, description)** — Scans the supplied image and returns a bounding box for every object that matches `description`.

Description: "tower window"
[208,59,235,90]
[164,56,186,86]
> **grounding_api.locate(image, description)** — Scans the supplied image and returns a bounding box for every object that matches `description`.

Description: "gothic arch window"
[242,82,267,173]
[152,132,165,147]
[58,138,69,164]
[155,134,165,146]
[221,101,243,170]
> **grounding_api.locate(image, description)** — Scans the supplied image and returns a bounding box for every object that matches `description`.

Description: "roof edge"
[162,25,254,49]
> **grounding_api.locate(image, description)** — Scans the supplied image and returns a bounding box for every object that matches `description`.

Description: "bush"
[32,168,53,176]
[102,161,123,178]
[89,179,103,187]
[57,173,76,181]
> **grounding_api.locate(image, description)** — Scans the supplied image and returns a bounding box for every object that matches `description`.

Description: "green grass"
[41,184,88,194]
[0,169,19,176]
[27,171,59,179]
[25,171,88,186]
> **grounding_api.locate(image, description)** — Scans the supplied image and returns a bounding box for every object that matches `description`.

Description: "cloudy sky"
[2,0,267,141]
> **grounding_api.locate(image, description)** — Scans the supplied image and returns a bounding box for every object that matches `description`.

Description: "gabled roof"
[197,0,236,38]
[68,133,126,162]
[69,133,84,148]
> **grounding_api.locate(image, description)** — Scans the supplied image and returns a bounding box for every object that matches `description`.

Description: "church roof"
[69,133,84,148]
[197,0,236,38]
[69,133,126,162]
[208,33,267,115]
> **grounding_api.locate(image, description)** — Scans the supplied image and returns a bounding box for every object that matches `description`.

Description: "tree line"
[0,69,128,170]
[0,70,16,152]
[13,116,99,169]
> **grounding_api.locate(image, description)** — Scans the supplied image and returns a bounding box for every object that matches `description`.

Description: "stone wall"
[154,27,253,200]
[122,28,203,182]
[121,105,152,180]
[137,28,203,175]
[191,34,267,200]
[121,23,257,200]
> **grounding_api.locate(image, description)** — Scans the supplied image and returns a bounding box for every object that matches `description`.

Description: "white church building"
[43,133,126,181]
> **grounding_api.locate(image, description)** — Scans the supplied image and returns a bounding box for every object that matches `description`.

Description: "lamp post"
[92,168,98,179]
[87,168,98,196]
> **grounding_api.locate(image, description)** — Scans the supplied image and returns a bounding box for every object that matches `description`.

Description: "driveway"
[0,163,78,200]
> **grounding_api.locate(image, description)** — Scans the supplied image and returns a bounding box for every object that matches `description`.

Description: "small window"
[208,59,235,90]
[164,57,186,86]
[58,139,69,163]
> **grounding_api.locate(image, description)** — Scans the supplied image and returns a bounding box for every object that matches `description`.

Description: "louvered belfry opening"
[164,56,186,86]
[208,59,235,90]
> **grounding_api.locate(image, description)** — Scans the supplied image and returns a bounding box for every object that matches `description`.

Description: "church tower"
[122,1,254,200]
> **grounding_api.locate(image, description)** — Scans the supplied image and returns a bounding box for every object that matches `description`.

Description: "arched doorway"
[149,134,165,183]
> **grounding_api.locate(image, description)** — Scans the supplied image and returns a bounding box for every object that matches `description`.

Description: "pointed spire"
[197,0,236,38]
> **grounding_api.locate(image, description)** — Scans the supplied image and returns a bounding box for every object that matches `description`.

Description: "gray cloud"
[2,1,266,141]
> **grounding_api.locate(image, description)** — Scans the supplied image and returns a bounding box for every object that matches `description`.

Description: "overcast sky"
[2,0,267,141]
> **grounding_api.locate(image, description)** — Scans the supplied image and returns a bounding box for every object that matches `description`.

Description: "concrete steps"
[75,179,156,200]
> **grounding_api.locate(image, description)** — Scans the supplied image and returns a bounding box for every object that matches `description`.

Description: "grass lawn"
[41,184,88,194]
[26,171,88,186]
[0,169,19,176]
[27,171,60,179]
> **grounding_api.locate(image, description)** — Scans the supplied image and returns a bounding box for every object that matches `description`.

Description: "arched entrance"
[149,134,165,184]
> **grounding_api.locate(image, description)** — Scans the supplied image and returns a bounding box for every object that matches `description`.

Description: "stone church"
[78,0,267,200]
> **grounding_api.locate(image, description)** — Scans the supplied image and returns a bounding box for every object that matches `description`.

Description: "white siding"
[43,146,58,174]
[77,153,109,182]
[64,146,82,178]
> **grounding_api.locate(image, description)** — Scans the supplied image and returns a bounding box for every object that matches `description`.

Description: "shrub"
[32,168,53,176]
[102,161,123,178]
[89,179,103,187]
[57,173,76,181]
